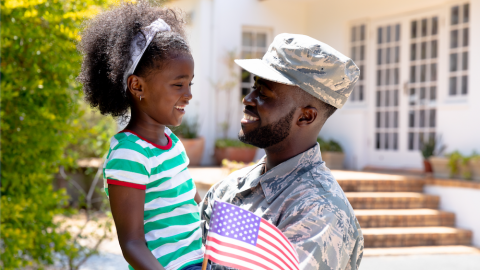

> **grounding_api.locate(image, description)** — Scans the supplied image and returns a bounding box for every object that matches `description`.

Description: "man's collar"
[237,143,323,203]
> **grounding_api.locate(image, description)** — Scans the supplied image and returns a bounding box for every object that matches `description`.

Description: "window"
[408,16,438,151]
[240,29,270,99]
[449,3,469,96]
[349,24,367,102]
[374,23,401,151]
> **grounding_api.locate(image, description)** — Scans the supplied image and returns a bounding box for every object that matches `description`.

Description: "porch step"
[362,227,472,248]
[332,170,424,192]
[346,192,439,209]
[363,245,480,257]
[355,209,455,228]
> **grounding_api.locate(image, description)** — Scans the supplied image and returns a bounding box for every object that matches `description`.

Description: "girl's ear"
[127,75,144,99]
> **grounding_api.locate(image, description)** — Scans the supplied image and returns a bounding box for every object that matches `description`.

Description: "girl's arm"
[109,185,165,270]
[194,189,202,204]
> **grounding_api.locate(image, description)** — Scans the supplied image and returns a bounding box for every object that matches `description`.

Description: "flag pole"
[201,256,208,270]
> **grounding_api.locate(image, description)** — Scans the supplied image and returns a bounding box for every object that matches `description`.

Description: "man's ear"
[127,75,144,99]
[297,106,318,126]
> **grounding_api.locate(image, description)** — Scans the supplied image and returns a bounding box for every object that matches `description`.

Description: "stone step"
[355,209,455,228]
[346,192,439,209]
[332,170,425,192]
[363,245,480,257]
[362,227,472,248]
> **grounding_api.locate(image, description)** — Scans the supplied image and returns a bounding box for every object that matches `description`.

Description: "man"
[200,33,363,270]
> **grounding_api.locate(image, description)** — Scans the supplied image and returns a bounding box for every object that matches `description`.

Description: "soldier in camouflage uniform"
[200,33,363,270]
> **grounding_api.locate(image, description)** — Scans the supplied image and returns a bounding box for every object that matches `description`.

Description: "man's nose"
[242,90,255,106]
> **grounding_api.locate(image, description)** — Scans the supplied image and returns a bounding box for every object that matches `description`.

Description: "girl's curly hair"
[78,0,190,118]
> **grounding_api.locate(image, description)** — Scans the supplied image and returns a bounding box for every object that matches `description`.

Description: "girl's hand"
[109,185,166,270]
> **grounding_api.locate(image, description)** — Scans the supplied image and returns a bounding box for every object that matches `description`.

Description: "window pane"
[394,90,399,106]
[386,26,391,42]
[378,27,383,44]
[376,112,381,127]
[241,69,251,83]
[420,65,426,82]
[451,6,459,25]
[419,133,424,150]
[410,43,416,60]
[377,70,382,86]
[376,133,381,149]
[432,17,438,35]
[430,63,437,81]
[395,24,401,41]
[408,132,415,150]
[393,133,398,150]
[242,32,253,46]
[385,90,390,107]
[430,86,437,100]
[359,85,364,101]
[386,47,391,64]
[351,47,356,61]
[420,110,425,127]
[449,76,457,95]
[410,88,416,105]
[462,76,468,94]
[409,110,415,127]
[395,46,400,63]
[241,88,250,97]
[450,53,458,71]
[385,133,390,149]
[411,21,417,38]
[429,109,436,127]
[351,26,357,42]
[386,69,390,85]
[451,30,458,48]
[256,33,267,47]
[420,87,426,101]
[360,65,365,80]
[431,40,438,58]
[394,111,399,127]
[351,86,356,101]
[463,4,469,23]
[360,45,365,60]
[376,91,382,107]
[421,42,427,59]
[462,52,468,70]
[463,28,469,47]
[360,25,366,40]
[421,19,428,36]
[377,49,382,65]
[385,111,390,128]
[394,68,399,85]
[410,66,416,82]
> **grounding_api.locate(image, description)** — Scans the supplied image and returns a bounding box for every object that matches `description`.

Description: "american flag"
[204,201,300,270]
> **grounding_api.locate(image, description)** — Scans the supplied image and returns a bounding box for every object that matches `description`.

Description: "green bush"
[317,137,343,152]
[215,138,256,148]
[171,118,199,139]
[0,0,113,268]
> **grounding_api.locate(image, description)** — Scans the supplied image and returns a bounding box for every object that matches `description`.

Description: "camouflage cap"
[235,33,360,109]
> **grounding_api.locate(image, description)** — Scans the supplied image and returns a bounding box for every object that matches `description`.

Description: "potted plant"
[317,137,344,170]
[173,119,204,166]
[420,137,437,173]
[214,139,257,165]
[470,153,480,181]
[425,136,448,178]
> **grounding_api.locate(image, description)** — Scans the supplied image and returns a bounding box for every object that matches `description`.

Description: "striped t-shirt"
[103,128,204,270]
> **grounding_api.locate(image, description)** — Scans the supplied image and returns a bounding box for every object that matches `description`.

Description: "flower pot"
[469,159,480,181]
[179,137,205,167]
[423,159,433,173]
[214,147,257,165]
[321,152,345,170]
[429,156,449,178]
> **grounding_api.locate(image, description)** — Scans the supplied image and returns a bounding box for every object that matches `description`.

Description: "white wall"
[425,185,480,247]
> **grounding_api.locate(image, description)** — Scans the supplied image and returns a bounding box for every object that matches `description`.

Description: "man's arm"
[109,185,165,270]
[278,201,362,270]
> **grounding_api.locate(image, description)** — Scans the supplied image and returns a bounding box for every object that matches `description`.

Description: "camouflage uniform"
[200,144,363,270]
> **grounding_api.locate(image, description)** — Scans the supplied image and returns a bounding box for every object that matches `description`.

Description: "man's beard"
[238,108,296,149]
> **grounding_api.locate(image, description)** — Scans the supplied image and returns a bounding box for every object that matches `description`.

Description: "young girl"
[78,1,205,269]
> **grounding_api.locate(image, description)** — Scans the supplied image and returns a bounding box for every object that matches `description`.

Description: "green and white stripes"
[103,128,203,270]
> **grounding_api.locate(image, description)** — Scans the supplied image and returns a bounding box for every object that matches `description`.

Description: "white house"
[168,0,480,170]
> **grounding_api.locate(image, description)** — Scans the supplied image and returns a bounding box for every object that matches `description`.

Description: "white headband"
[123,18,172,91]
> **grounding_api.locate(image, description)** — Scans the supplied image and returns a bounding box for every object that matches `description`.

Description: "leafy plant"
[172,118,199,139]
[447,151,478,180]
[420,136,446,159]
[317,137,343,152]
[0,0,115,268]
[215,138,256,148]
[447,151,463,177]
